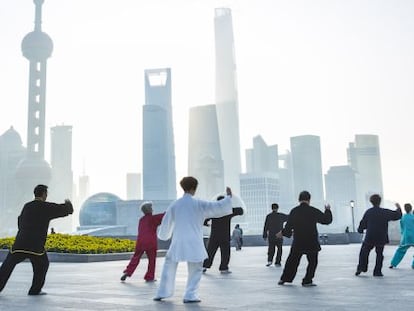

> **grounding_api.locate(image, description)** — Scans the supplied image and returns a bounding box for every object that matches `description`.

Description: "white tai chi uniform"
[155,193,232,301]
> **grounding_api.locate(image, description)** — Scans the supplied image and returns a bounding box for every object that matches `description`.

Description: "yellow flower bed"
[0,234,135,254]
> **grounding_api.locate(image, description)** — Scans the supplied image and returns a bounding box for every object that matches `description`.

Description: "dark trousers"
[267,238,283,264]
[280,249,318,284]
[357,242,384,275]
[0,251,49,294]
[203,238,230,271]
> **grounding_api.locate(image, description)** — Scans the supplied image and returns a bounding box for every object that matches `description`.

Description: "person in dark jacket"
[263,203,288,266]
[355,194,401,277]
[277,191,332,287]
[203,196,243,274]
[0,184,73,295]
[120,201,164,282]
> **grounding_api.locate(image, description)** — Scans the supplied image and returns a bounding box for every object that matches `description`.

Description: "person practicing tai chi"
[277,191,332,287]
[0,185,73,296]
[389,203,414,269]
[263,203,288,267]
[355,194,402,277]
[154,176,233,304]
[202,195,243,274]
[120,201,164,282]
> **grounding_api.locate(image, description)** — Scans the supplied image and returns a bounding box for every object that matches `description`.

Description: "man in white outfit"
[154,176,233,303]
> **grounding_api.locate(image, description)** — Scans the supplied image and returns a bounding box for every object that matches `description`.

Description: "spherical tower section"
[21,31,53,61]
[14,156,52,203]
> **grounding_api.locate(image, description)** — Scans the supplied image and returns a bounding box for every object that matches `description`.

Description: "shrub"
[0,234,135,254]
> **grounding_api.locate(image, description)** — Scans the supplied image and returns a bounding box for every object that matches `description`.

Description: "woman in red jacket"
[121,202,164,282]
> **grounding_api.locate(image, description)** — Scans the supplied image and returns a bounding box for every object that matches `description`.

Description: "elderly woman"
[120,201,164,282]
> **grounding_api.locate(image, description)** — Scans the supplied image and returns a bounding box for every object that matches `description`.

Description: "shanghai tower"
[214,8,242,194]
[15,0,53,209]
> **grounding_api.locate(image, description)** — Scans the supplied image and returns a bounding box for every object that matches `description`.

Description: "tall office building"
[15,0,52,206]
[278,151,296,210]
[50,125,73,200]
[246,135,278,173]
[347,134,384,213]
[78,174,90,205]
[290,135,324,207]
[325,165,361,232]
[142,68,176,200]
[240,172,280,235]
[240,136,282,234]
[126,173,141,200]
[49,125,73,232]
[188,105,224,200]
[214,8,242,194]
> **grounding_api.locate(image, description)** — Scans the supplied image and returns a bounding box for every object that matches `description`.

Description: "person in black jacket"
[0,184,73,295]
[203,196,243,274]
[263,203,288,266]
[355,194,401,277]
[277,191,332,287]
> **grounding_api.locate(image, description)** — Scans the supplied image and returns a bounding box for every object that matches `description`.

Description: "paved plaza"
[0,244,413,310]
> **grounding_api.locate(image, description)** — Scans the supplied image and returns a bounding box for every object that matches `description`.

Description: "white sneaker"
[266,262,272,267]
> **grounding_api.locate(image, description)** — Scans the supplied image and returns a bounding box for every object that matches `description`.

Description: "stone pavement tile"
[1,244,413,310]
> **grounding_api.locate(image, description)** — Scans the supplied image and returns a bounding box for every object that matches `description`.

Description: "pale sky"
[1,0,414,204]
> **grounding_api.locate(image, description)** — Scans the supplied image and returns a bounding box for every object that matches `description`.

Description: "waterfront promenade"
[0,244,413,310]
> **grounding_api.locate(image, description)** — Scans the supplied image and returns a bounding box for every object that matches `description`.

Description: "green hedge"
[0,234,135,254]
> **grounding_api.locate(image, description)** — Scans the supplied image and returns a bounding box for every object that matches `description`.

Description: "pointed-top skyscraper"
[15,0,53,204]
[214,8,242,194]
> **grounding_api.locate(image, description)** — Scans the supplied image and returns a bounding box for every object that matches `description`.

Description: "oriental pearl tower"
[15,0,53,205]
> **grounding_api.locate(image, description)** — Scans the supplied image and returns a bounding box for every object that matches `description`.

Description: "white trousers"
[156,256,203,300]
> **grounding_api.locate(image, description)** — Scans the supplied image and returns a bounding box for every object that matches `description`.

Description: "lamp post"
[350,200,355,232]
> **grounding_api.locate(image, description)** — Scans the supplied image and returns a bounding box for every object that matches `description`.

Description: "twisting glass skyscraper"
[142,68,176,200]
[214,8,242,194]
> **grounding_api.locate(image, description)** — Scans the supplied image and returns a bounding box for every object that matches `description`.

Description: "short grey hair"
[140,201,153,214]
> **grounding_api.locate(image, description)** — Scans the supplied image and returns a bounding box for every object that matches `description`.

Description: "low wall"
[0,249,166,263]
[213,233,363,247]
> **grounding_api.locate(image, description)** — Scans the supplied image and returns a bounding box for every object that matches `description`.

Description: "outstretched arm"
[317,204,332,225]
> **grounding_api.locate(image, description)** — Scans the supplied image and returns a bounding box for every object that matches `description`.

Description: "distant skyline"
[1,0,414,204]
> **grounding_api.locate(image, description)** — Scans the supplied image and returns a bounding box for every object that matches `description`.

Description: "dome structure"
[15,156,52,186]
[79,192,121,226]
[14,156,52,203]
[0,126,24,151]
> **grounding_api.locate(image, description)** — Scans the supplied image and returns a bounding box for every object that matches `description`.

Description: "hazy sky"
[1,0,414,203]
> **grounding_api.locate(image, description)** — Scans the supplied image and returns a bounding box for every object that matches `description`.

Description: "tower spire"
[34,0,44,32]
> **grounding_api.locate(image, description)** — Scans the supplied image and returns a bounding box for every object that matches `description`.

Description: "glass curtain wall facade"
[142,68,176,200]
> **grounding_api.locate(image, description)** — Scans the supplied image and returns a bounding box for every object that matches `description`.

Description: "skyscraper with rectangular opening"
[142,68,176,200]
